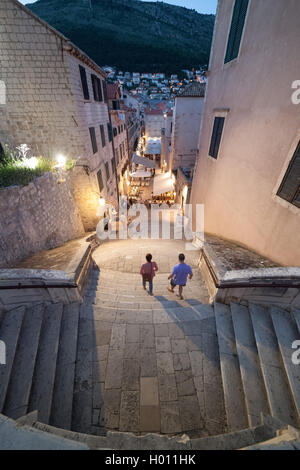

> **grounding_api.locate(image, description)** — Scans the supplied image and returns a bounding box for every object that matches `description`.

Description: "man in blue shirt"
[168,253,193,300]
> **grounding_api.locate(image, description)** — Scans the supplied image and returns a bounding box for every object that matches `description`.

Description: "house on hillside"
[191,0,300,266]
[0,0,119,230]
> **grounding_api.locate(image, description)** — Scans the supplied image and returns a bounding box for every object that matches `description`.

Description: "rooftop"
[177,81,206,98]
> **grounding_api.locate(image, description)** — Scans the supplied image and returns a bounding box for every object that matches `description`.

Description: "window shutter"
[225,0,249,64]
[91,75,103,102]
[79,65,90,100]
[103,81,108,103]
[89,127,98,154]
[277,142,300,208]
[209,117,225,159]
[105,162,110,180]
[107,123,113,142]
[97,169,104,192]
[111,158,116,174]
[98,79,103,102]
[100,125,106,147]
[91,74,97,101]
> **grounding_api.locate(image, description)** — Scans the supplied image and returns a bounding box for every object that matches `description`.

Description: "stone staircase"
[215,302,300,431]
[0,302,82,432]
[0,263,300,448]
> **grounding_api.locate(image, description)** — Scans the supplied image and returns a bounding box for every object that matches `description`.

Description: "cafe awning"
[153,172,175,196]
[131,153,156,169]
[130,170,152,178]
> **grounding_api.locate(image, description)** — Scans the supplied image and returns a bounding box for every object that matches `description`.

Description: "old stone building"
[0,0,118,231]
[160,110,173,172]
[144,108,165,139]
[191,0,300,266]
[170,82,205,171]
[107,83,130,197]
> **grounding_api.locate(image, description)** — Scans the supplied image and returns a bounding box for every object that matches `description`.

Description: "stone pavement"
[82,237,227,437]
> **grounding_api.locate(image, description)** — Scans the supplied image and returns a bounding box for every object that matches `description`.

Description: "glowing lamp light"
[99,197,106,207]
[25,157,38,169]
[55,154,66,168]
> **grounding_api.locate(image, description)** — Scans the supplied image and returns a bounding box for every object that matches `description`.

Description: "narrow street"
[81,235,227,437]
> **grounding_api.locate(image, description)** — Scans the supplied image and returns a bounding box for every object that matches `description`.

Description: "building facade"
[170,82,205,171]
[161,111,173,171]
[144,109,165,139]
[107,84,130,197]
[191,0,300,266]
[0,0,118,231]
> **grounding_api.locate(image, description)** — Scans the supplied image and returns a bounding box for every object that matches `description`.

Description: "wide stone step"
[249,303,298,427]
[50,303,80,430]
[30,414,287,450]
[230,303,269,427]
[3,304,44,420]
[72,305,94,434]
[270,306,300,426]
[0,307,25,413]
[214,303,248,432]
[28,304,63,424]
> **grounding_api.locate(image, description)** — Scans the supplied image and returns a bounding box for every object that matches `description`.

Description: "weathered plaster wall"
[172,97,204,170]
[0,171,85,268]
[191,0,300,266]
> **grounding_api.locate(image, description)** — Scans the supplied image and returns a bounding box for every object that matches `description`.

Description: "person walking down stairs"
[140,253,158,296]
[168,253,193,300]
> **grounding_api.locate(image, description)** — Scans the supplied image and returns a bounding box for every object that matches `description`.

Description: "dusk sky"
[21,0,218,15]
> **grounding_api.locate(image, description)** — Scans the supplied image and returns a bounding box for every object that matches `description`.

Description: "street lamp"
[55,153,66,168]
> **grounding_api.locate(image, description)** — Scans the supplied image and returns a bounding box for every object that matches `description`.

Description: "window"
[89,127,98,154]
[111,158,116,174]
[91,74,103,102]
[225,0,249,64]
[105,161,110,180]
[115,148,119,165]
[103,81,108,103]
[209,117,225,159]
[97,169,104,192]
[100,125,106,147]
[120,144,123,160]
[118,126,121,134]
[277,141,300,208]
[107,123,113,142]
[113,127,118,137]
[79,65,90,100]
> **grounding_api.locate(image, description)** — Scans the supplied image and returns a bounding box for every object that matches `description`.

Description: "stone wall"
[0,0,118,231]
[0,0,85,160]
[0,171,85,268]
